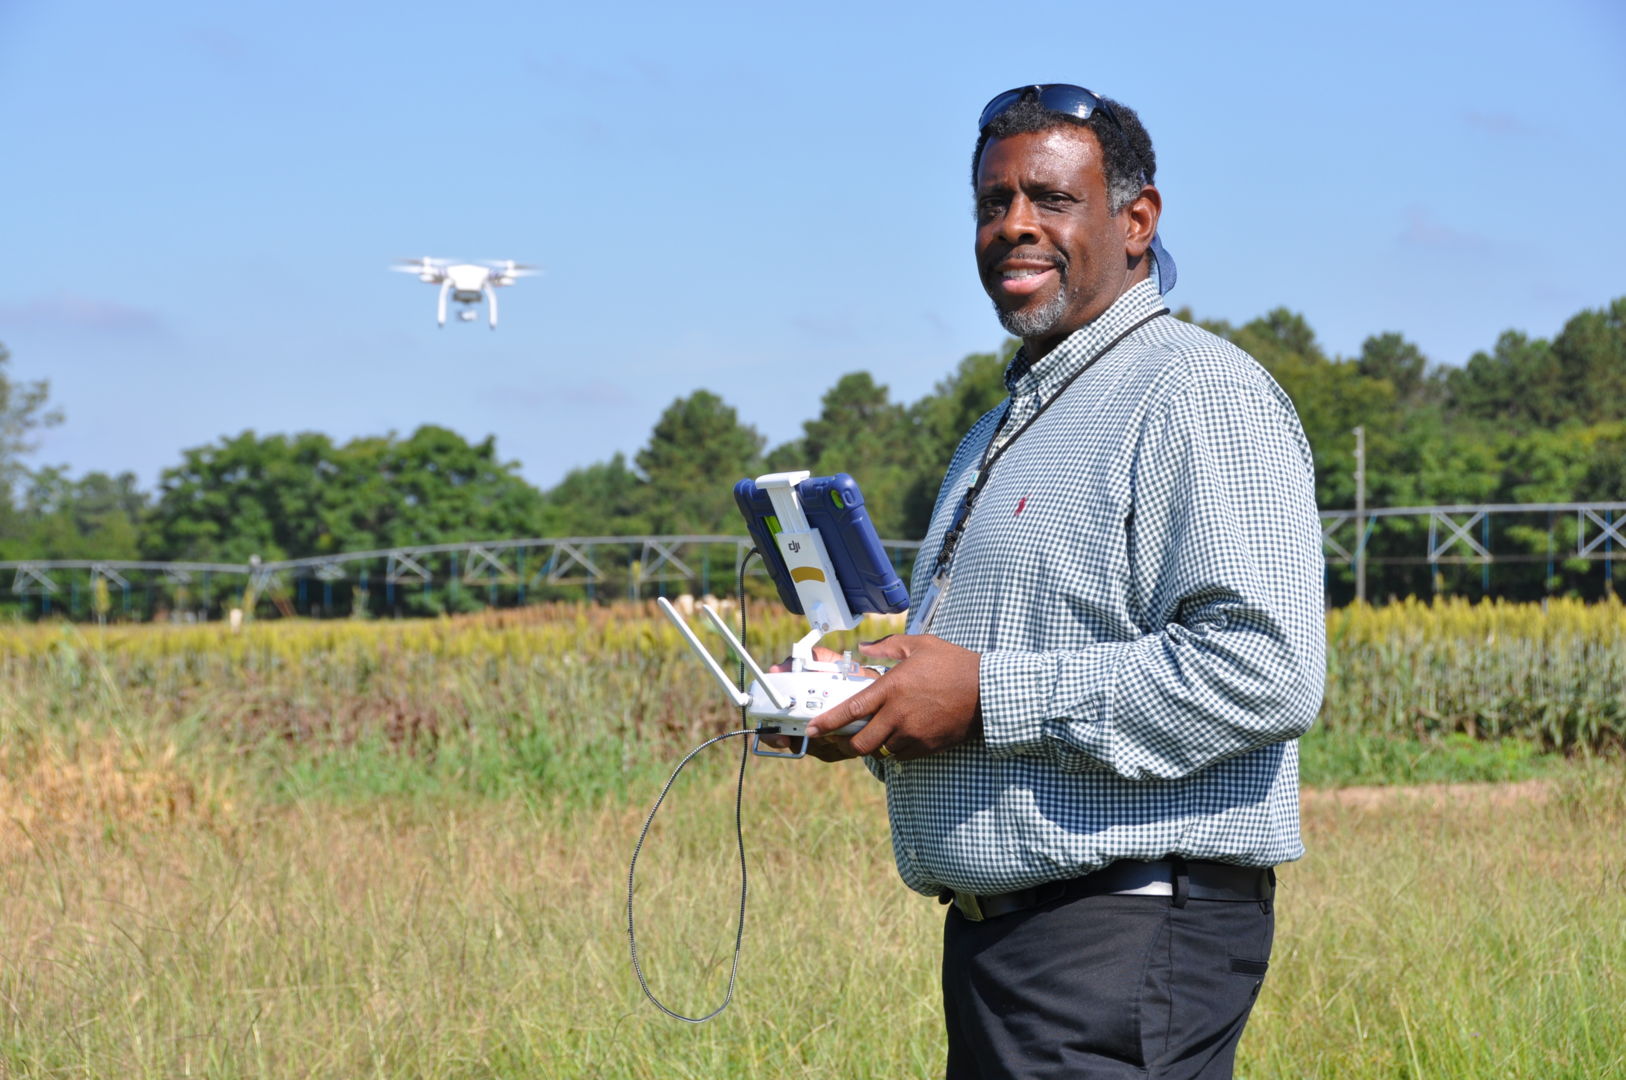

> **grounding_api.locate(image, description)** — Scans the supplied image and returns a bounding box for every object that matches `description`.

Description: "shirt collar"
[1003,278,1166,395]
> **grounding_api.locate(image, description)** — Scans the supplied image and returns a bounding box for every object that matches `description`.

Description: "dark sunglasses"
[977,84,1123,134]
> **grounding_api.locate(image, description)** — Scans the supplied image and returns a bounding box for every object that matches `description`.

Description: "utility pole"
[1353,426,1367,604]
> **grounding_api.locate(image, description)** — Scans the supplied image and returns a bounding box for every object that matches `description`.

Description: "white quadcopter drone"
[391,257,536,329]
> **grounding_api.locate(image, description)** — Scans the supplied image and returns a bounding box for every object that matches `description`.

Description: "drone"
[390,257,536,329]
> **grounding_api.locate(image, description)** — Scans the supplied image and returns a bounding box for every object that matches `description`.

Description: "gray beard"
[993,283,1069,339]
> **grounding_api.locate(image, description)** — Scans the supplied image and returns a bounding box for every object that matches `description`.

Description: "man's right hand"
[758,646,881,762]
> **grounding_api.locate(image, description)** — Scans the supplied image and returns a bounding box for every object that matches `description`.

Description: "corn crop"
[1324,596,1625,749]
[0,598,1619,758]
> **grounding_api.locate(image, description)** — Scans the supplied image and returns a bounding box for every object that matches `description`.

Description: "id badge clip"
[908,573,949,635]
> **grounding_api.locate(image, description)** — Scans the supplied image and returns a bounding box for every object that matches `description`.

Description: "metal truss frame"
[4,503,1622,603]
[1578,506,1626,557]
[540,541,603,585]
[90,563,131,590]
[385,552,432,585]
[1317,501,1626,566]
[460,545,516,585]
[313,560,348,583]
[11,564,58,595]
[1427,510,1489,562]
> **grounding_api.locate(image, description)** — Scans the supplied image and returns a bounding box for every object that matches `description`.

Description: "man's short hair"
[971,94,1157,214]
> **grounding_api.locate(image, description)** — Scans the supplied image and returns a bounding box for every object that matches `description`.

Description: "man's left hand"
[805,634,982,761]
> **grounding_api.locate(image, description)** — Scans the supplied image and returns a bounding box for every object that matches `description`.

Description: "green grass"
[1298,726,1565,788]
[2,757,1622,1078]
[2,613,1624,1078]
[0,642,1596,811]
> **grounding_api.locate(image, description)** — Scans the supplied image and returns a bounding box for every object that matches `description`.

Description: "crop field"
[1,599,1623,1078]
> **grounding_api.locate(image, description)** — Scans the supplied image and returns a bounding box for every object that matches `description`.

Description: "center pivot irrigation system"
[3,502,1625,617]
[0,535,924,618]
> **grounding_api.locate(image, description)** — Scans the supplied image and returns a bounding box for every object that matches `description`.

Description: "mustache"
[985,250,1068,274]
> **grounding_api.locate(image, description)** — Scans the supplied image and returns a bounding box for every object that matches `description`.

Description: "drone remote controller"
[629,471,912,1026]
[656,597,870,758]
[658,470,907,759]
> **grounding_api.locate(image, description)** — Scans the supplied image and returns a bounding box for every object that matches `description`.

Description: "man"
[798,86,1326,1079]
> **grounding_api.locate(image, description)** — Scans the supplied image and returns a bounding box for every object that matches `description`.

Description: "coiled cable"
[625,550,760,1023]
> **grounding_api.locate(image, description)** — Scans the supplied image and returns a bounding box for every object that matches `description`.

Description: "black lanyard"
[931,307,1169,577]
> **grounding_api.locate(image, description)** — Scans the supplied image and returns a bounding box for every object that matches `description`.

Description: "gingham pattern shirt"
[870,278,1326,897]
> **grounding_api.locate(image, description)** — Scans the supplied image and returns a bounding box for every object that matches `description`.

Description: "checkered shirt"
[869,278,1326,897]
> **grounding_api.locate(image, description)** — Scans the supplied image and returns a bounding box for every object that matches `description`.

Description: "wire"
[625,726,753,1022]
[625,549,761,1023]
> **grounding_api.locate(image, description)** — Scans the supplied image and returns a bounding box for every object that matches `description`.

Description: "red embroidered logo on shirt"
[1014,496,1027,516]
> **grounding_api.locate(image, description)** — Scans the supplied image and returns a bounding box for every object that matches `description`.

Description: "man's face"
[974,125,1138,354]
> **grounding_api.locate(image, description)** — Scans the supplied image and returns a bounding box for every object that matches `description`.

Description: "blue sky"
[3,0,1623,493]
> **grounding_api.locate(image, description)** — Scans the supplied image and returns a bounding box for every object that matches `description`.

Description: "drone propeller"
[390,256,454,274]
[483,259,539,277]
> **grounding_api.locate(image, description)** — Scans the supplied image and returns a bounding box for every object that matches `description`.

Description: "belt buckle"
[952,890,984,922]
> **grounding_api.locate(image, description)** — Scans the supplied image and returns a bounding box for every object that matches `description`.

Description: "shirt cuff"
[979,647,1116,764]
[979,650,1053,757]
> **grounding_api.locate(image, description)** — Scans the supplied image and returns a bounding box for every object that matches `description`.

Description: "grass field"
[1,601,1623,1078]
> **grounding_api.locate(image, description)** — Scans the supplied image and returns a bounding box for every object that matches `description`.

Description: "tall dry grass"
[1,599,1622,1077]
[2,755,1622,1078]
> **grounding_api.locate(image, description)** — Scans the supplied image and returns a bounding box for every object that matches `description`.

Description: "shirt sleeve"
[976,370,1327,780]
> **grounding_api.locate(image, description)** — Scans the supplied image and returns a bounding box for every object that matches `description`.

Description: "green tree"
[12,468,146,561]
[1579,429,1626,501]
[538,452,651,536]
[144,426,544,564]
[1550,297,1626,425]
[1442,300,1626,430]
[1447,330,1561,426]
[634,391,765,534]
[315,425,545,552]
[0,341,65,536]
[901,340,1019,535]
[1357,331,1435,405]
[1228,309,1397,507]
[767,372,922,538]
[912,341,1017,467]
[142,430,338,564]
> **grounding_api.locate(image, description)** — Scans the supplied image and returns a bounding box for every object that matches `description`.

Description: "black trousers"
[942,889,1274,1079]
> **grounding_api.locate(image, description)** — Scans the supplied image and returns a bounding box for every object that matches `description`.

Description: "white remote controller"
[656,468,904,761]
[657,598,873,759]
[744,664,871,758]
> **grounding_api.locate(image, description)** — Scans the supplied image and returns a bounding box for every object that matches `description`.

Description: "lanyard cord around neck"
[931,307,1169,578]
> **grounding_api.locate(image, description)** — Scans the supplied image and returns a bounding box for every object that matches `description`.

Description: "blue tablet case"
[733,474,910,617]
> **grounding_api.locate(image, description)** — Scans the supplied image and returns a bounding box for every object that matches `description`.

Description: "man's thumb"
[805,682,880,737]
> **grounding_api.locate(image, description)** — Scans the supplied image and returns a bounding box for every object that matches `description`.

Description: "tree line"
[1,295,1622,611]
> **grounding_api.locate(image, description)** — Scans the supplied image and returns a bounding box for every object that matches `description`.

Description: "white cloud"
[1398,208,1494,256]
[0,294,167,335]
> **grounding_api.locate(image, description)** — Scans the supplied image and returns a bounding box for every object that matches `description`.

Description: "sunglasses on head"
[977,84,1123,135]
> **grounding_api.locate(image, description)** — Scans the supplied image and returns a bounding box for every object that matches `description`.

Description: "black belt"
[938,858,1276,922]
